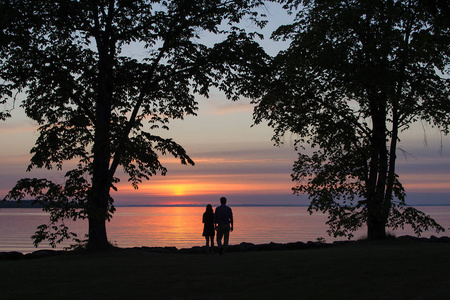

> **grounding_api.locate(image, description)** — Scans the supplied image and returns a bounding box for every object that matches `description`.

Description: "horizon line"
[2,200,449,208]
[114,203,450,207]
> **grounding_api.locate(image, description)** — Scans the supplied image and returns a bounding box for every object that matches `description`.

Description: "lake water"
[1,206,449,253]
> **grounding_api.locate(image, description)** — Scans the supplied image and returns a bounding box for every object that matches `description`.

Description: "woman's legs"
[210,235,215,254]
[205,236,215,254]
[205,236,210,254]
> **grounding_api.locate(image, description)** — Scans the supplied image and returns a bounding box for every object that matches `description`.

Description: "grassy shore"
[1,239,449,300]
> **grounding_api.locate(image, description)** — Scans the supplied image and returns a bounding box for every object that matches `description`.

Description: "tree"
[1,0,266,249]
[253,0,450,239]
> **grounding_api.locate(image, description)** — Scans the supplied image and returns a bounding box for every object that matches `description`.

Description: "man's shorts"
[217,224,231,235]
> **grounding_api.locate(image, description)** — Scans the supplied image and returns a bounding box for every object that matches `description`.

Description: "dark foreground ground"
[1,239,449,300]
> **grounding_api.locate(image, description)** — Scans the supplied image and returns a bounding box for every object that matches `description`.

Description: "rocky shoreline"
[1,235,450,260]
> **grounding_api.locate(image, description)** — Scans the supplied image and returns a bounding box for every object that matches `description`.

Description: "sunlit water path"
[1,206,449,253]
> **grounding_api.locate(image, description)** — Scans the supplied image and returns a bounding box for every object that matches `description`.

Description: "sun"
[172,186,186,196]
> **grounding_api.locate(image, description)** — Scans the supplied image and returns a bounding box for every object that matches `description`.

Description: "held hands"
[214,224,233,231]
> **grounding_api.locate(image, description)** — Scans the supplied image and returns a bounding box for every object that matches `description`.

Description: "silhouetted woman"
[202,204,215,254]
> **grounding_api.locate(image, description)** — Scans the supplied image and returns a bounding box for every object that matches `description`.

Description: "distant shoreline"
[0,200,42,208]
[115,203,450,207]
[1,200,449,208]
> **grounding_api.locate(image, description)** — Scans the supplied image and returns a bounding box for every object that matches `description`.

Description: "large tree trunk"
[87,10,116,249]
[367,218,387,240]
[366,97,389,240]
[88,128,111,250]
[88,63,112,250]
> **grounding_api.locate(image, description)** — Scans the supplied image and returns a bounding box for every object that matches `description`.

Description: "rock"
[333,240,357,246]
[429,235,450,243]
[430,235,440,242]
[179,246,204,254]
[306,241,319,248]
[25,250,63,259]
[397,235,429,242]
[236,242,257,251]
[438,236,450,243]
[286,241,306,250]
[140,246,178,254]
[0,251,24,260]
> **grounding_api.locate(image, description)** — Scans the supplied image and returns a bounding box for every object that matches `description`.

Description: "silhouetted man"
[214,197,233,254]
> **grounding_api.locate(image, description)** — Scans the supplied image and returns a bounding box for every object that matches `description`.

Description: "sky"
[1,3,450,207]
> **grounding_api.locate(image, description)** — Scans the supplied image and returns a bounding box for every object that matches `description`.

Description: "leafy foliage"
[6,174,95,248]
[253,0,449,238]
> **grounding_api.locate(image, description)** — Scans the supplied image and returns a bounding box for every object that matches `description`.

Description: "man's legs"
[217,225,230,254]
[217,229,223,250]
[223,230,230,253]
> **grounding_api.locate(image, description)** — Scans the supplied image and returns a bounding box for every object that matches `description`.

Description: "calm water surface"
[1,206,449,253]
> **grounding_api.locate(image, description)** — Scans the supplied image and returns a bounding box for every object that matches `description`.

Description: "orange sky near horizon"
[119,173,292,197]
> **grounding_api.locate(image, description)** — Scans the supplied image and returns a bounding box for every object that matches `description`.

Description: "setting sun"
[172,185,189,196]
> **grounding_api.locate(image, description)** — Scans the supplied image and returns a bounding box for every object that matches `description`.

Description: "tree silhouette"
[253,0,450,239]
[1,0,266,249]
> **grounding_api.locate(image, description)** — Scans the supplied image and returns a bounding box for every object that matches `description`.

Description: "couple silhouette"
[202,197,233,255]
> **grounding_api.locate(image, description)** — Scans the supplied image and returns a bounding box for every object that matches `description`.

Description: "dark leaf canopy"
[1,0,267,183]
[253,0,450,237]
